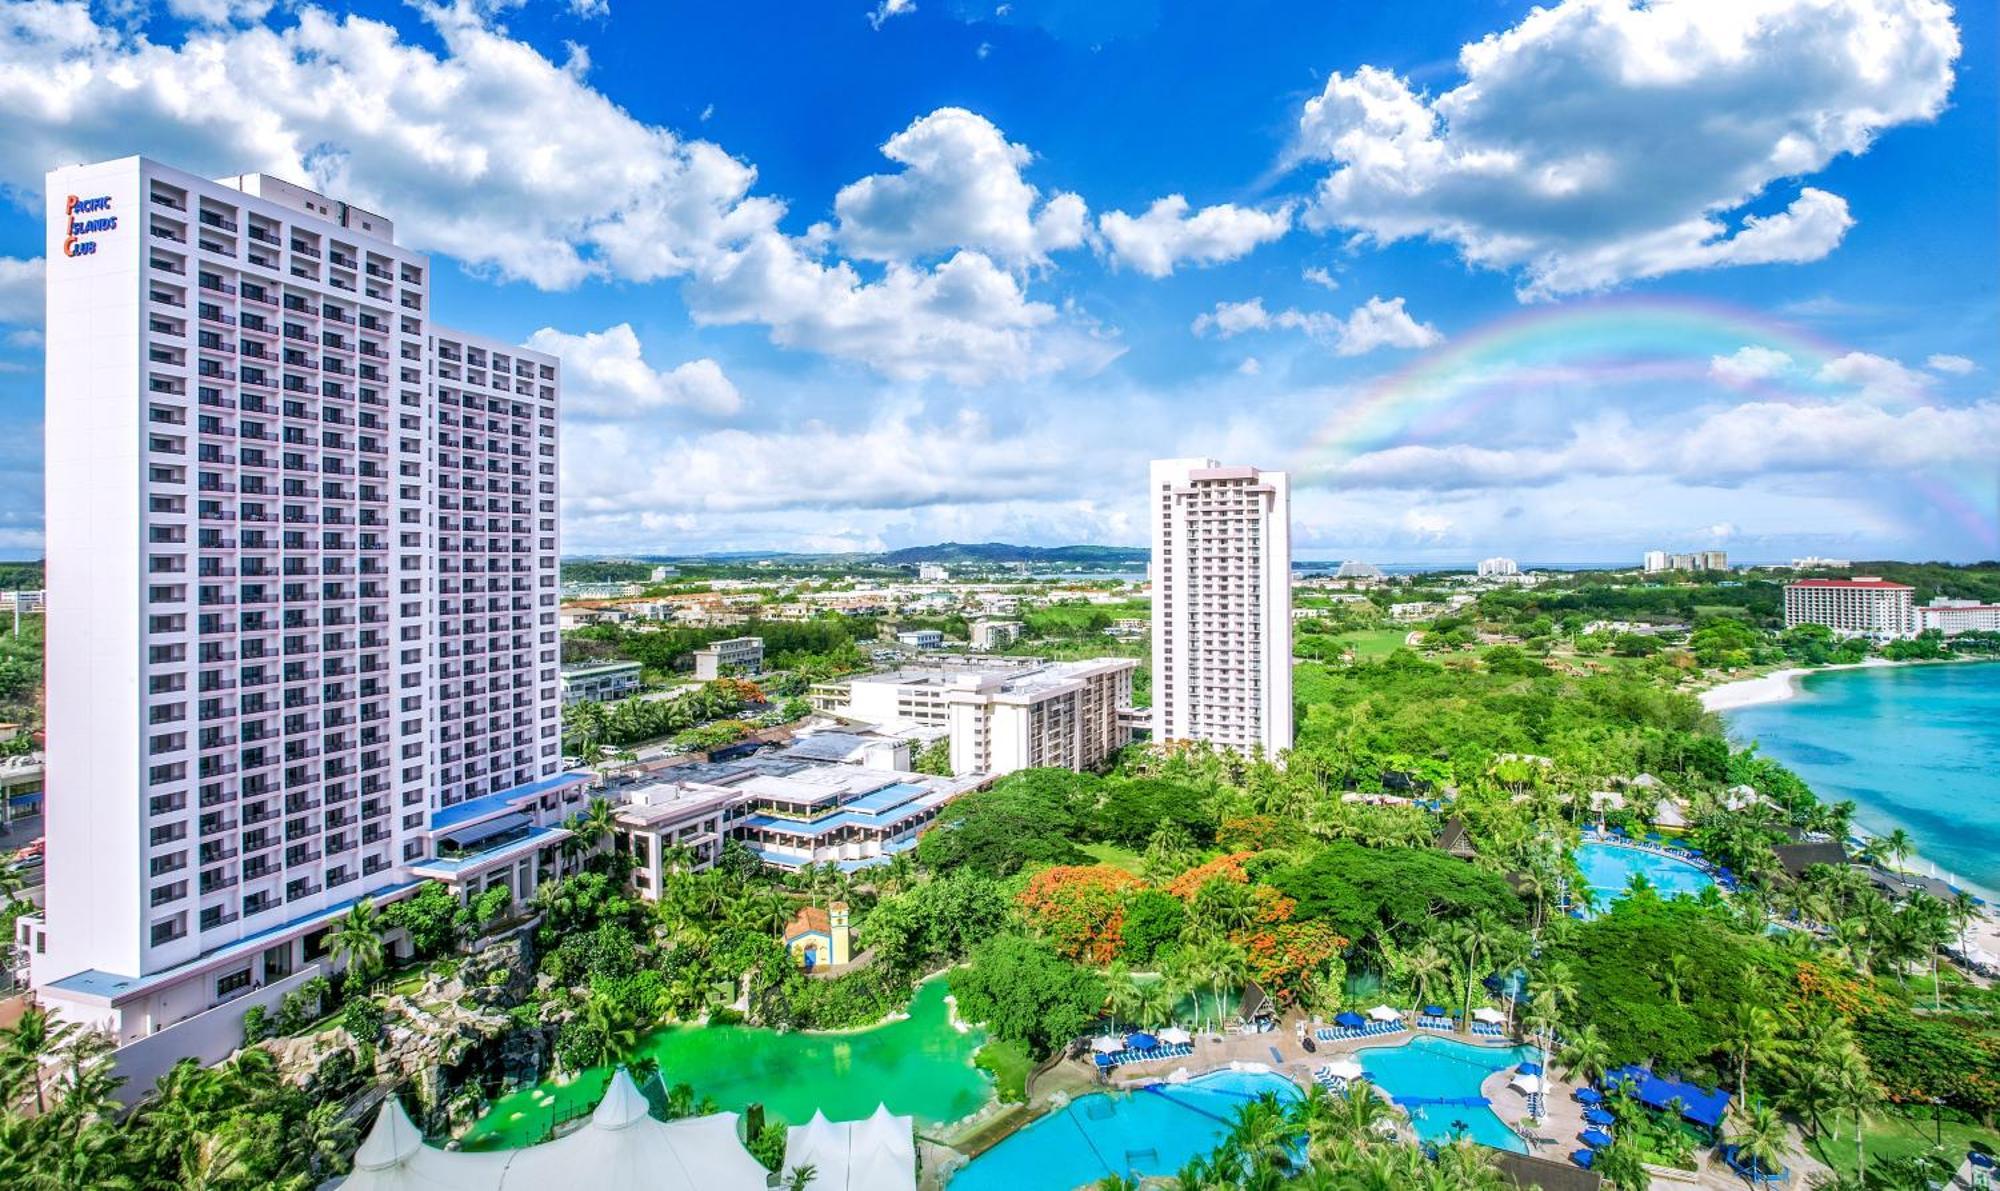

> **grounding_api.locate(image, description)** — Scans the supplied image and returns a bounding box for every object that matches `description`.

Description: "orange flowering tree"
[1165,851,1253,901]
[1016,865,1144,966]
[1242,920,1349,1006]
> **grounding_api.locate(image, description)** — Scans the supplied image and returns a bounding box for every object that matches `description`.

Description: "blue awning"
[1126,1032,1158,1050]
[1423,1005,1447,1016]
[1335,1011,1366,1028]
[1517,1062,1542,1075]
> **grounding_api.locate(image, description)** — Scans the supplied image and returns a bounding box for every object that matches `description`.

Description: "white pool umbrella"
[1472,1007,1507,1025]
[1367,1005,1400,1022]
[1091,1036,1121,1053]
[1159,1027,1193,1045]
[1325,1059,1364,1081]
[1509,1074,1544,1095]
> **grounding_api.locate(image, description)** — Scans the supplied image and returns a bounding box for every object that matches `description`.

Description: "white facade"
[692,635,764,679]
[1784,579,1917,640]
[1918,598,2000,637]
[917,563,948,582]
[1149,458,1293,756]
[1642,550,1668,573]
[969,619,1022,650]
[35,157,565,1041]
[1476,557,1518,577]
[821,658,1133,776]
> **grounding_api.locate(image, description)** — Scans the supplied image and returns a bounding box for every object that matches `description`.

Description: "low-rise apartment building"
[559,660,642,704]
[692,635,764,679]
[969,620,1022,650]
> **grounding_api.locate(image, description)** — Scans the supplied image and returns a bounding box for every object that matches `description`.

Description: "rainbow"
[1290,294,1997,551]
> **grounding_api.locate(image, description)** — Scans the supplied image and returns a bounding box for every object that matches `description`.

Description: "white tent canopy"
[1366,1005,1400,1022]
[783,1103,916,1191]
[1472,1007,1507,1025]
[338,1069,783,1191]
[1091,1035,1122,1053]
[1509,1074,1544,1095]
[1323,1058,1364,1081]
[1158,1027,1193,1045]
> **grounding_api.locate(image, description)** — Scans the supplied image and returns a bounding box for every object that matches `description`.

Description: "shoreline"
[1697,655,1987,713]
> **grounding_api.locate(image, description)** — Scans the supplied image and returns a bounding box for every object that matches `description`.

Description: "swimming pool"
[1574,840,1714,914]
[1354,1035,1536,1154]
[949,1069,1302,1190]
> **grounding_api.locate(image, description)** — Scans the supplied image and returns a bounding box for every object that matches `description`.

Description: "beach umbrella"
[1584,1108,1616,1127]
[1574,1088,1603,1105]
[1126,1032,1158,1051]
[1094,1053,1115,1068]
[1159,1027,1192,1045]
[1571,1150,1595,1170]
[1091,1036,1121,1053]
[1334,1011,1367,1029]
[1367,1005,1400,1022]
[1517,1062,1542,1076]
[1423,1005,1447,1017]
[1580,1129,1614,1148]
[1509,1074,1544,1095]
[1472,1007,1506,1025]
[1325,1059,1364,1081]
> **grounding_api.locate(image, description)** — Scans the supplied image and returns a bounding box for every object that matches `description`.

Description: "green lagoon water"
[1724,661,2000,893]
[459,977,990,1149]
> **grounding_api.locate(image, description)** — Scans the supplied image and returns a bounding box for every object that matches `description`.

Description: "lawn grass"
[974,1038,1034,1103]
[1079,841,1145,874]
[1337,628,1412,660]
[1804,1111,1998,1178]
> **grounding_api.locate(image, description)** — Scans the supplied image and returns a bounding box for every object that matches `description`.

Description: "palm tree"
[1401,942,1449,1011]
[327,897,387,985]
[569,796,619,854]
[783,1163,819,1191]
[1558,1024,1611,1088]
[1729,1100,1792,1180]
[3,1005,77,1113]
[1831,1047,1877,1184]
[1871,828,1914,871]
[1724,999,1782,1100]
[1103,963,1142,1033]
[1449,913,1502,1031]
[1134,980,1173,1029]
[1662,953,1695,1005]
[580,992,640,1067]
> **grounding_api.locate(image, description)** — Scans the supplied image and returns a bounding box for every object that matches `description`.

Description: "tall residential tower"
[1148,458,1293,756]
[31,157,580,1044]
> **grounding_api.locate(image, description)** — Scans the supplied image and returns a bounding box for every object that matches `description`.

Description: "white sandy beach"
[1698,659,1894,712]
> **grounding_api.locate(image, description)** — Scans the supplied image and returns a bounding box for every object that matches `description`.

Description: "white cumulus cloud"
[0,257,42,326]
[1294,0,1959,298]
[827,108,1087,267]
[1709,346,1795,384]
[1928,353,1976,375]
[1815,351,1931,400]
[1192,295,1441,357]
[869,0,916,29]
[524,324,742,417]
[1098,195,1292,278]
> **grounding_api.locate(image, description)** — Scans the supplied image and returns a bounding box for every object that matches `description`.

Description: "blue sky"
[0,0,1993,563]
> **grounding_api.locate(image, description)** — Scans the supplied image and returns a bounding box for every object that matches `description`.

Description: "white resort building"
[30,155,576,1061]
[1783,578,1918,641]
[1148,458,1293,755]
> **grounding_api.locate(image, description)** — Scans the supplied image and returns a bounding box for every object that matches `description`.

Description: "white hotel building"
[1149,458,1293,756]
[30,156,583,1044]
[1783,578,1917,641]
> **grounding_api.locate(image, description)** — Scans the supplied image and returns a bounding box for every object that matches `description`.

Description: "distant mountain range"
[574,542,1150,567]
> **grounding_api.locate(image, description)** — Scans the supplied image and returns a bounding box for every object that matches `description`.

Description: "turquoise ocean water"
[1723,661,2000,893]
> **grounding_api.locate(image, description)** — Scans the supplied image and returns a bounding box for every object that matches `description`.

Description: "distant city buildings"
[1476,557,1518,577]
[894,629,944,650]
[649,564,677,582]
[1643,549,1729,573]
[1333,560,1384,581]
[1789,557,1852,570]
[1149,458,1293,756]
[1784,578,1917,640]
[916,563,949,582]
[692,635,764,679]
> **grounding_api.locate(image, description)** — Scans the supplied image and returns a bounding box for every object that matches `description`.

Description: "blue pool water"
[950,1069,1301,1189]
[1724,661,2000,895]
[1574,840,1715,912]
[1355,1036,1536,1153]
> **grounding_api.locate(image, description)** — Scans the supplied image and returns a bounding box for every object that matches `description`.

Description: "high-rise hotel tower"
[1148,459,1293,756]
[29,157,587,1046]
